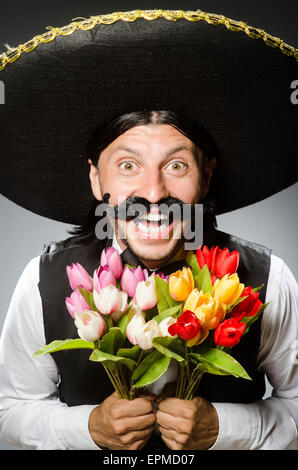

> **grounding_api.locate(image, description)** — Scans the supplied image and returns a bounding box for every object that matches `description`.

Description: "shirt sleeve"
[0,256,99,450]
[210,255,298,450]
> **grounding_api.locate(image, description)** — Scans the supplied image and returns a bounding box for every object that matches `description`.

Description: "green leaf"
[99,327,123,355]
[132,349,170,388]
[186,251,201,276]
[89,349,136,371]
[154,275,178,313]
[33,339,94,358]
[78,287,98,311]
[190,348,251,380]
[154,304,182,324]
[251,283,264,293]
[124,262,136,269]
[195,265,212,294]
[117,345,141,362]
[152,336,186,363]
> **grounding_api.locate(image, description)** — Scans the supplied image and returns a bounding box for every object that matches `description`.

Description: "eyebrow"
[112,145,194,158]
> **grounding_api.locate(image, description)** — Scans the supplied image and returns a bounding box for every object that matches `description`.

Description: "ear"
[201,158,217,199]
[88,159,103,201]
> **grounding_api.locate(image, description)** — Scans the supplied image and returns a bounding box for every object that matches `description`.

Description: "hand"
[156,395,219,450]
[88,391,156,450]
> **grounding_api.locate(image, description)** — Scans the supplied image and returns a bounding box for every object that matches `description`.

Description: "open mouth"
[131,211,175,238]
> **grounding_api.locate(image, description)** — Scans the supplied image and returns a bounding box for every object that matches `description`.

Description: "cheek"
[99,172,131,205]
[171,177,201,204]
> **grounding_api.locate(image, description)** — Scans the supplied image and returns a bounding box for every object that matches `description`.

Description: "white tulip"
[135,319,160,350]
[135,274,157,310]
[93,284,128,316]
[74,310,107,342]
[126,311,146,345]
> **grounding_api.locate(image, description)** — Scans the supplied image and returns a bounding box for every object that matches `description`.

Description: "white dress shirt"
[0,239,297,450]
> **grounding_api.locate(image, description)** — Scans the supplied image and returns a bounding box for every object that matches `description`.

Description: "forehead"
[104,123,196,154]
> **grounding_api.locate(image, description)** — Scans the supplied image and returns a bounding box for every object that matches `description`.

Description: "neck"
[114,234,187,270]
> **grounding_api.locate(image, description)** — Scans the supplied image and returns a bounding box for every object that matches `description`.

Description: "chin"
[116,218,185,262]
[126,233,184,265]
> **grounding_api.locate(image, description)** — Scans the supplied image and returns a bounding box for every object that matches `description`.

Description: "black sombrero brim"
[0,9,297,225]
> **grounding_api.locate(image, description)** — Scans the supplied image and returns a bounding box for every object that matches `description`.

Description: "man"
[0,9,297,450]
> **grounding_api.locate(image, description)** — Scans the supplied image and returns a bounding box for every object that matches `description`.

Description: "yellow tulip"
[186,326,209,347]
[213,273,244,306]
[184,289,226,330]
[169,267,194,301]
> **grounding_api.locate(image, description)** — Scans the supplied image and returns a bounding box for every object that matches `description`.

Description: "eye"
[166,161,187,172]
[119,161,137,171]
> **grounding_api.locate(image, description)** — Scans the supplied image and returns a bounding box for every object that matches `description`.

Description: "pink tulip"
[74,310,107,342]
[100,247,123,279]
[120,265,147,298]
[155,272,169,282]
[135,275,157,310]
[66,263,93,292]
[93,265,116,293]
[65,288,90,319]
[93,284,128,316]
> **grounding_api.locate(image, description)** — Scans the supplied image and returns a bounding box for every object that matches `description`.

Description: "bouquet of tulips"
[34,244,268,401]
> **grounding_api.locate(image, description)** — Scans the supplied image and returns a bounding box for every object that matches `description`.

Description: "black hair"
[68,109,220,238]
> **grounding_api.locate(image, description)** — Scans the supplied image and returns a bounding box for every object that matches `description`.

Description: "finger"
[161,434,182,451]
[120,425,155,445]
[158,397,196,419]
[156,409,187,433]
[112,397,154,419]
[158,425,189,446]
[114,413,156,435]
[129,437,152,451]
[157,397,185,415]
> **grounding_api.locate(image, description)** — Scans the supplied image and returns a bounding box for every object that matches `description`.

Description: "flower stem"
[114,366,130,399]
[175,363,187,399]
[184,368,204,400]
[103,365,120,394]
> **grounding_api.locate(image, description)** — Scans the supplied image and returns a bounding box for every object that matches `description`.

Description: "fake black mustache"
[102,193,197,221]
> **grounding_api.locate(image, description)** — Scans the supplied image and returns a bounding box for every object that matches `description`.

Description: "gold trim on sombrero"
[1,8,298,71]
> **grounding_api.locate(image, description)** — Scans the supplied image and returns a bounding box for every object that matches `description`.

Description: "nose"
[135,168,170,204]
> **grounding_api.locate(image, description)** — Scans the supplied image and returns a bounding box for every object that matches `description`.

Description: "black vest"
[38,228,271,448]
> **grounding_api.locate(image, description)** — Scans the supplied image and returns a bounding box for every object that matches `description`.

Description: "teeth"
[135,221,168,233]
[139,213,168,221]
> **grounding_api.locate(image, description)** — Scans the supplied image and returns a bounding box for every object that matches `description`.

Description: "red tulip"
[229,287,262,320]
[168,310,200,341]
[196,245,217,271]
[214,318,246,348]
[213,247,239,279]
[196,245,239,281]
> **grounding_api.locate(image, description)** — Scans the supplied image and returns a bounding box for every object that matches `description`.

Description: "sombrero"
[0,9,297,225]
